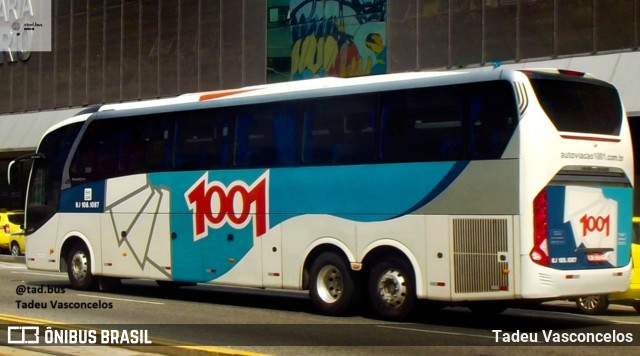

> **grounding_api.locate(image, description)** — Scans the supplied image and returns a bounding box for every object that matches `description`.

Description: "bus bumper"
[520,262,632,299]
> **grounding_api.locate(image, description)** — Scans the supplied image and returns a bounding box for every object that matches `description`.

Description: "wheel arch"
[361,239,424,298]
[301,238,355,290]
[59,233,95,275]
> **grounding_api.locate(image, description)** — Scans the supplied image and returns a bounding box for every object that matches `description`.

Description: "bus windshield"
[26,122,83,233]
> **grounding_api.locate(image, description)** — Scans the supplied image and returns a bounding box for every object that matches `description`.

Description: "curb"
[0,255,25,263]
[122,345,268,356]
[0,314,269,356]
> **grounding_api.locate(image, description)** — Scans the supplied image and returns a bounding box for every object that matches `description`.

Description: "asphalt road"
[1,256,640,355]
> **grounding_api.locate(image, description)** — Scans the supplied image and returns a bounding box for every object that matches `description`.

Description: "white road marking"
[610,320,640,325]
[0,262,27,269]
[376,324,495,339]
[77,293,165,305]
[11,271,67,278]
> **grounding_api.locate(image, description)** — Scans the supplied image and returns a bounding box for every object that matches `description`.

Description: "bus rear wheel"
[368,256,415,321]
[309,252,356,316]
[67,244,96,290]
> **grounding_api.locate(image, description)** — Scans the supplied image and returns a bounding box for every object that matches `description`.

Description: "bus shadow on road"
[117,279,318,314]
[23,278,637,332]
[406,301,626,332]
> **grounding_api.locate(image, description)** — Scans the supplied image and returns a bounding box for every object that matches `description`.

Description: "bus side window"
[174,110,227,171]
[380,88,462,163]
[273,106,298,166]
[468,82,518,159]
[117,116,172,175]
[70,123,117,183]
[301,107,334,165]
[379,100,402,162]
[142,118,173,172]
[334,105,375,165]
[234,106,278,168]
[302,95,375,165]
[119,129,145,174]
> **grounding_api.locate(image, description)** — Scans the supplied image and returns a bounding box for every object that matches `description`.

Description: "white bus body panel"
[514,71,634,298]
[100,175,172,280]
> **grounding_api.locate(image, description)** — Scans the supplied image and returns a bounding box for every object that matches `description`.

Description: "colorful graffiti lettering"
[289,0,387,79]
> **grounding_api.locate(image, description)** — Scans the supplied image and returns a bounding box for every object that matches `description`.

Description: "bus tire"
[67,244,96,290]
[575,295,609,315]
[368,256,415,321]
[309,252,356,316]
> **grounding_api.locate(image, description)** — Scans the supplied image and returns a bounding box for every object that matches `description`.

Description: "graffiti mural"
[267,0,387,82]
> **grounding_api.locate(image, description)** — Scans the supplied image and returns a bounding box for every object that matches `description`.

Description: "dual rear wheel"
[309,252,415,320]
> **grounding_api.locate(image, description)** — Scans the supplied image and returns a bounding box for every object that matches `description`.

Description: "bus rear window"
[529,77,623,136]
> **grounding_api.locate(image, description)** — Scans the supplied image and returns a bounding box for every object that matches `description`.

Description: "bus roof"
[89,69,518,120]
[45,68,601,130]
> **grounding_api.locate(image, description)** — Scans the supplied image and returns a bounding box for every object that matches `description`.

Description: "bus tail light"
[530,188,550,266]
[557,69,586,77]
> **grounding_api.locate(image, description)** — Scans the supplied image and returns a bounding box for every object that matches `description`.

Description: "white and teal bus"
[13,69,634,320]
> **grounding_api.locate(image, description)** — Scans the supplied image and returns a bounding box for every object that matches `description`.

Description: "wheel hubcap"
[316,265,343,304]
[10,244,19,256]
[377,269,407,308]
[71,252,88,281]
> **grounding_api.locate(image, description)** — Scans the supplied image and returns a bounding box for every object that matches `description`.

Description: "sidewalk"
[0,345,267,356]
[0,345,165,356]
[0,255,24,263]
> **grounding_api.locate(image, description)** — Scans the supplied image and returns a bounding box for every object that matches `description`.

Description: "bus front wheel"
[309,252,356,316]
[368,256,416,321]
[67,244,95,290]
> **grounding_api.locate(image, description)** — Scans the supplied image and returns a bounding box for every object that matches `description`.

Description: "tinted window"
[27,122,83,232]
[68,80,520,182]
[381,88,463,162]
[301,95,376,165]
[380,81,518,162]
[467,84,519,159]
[174,110,230,170]
[234,103,298,168]
[529,76,622,135]
[70,115,173,184]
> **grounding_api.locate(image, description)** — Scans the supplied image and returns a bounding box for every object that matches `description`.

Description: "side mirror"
[7,152,45,185]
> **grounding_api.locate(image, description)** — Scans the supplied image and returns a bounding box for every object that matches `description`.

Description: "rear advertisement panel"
[546,185,632,269]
